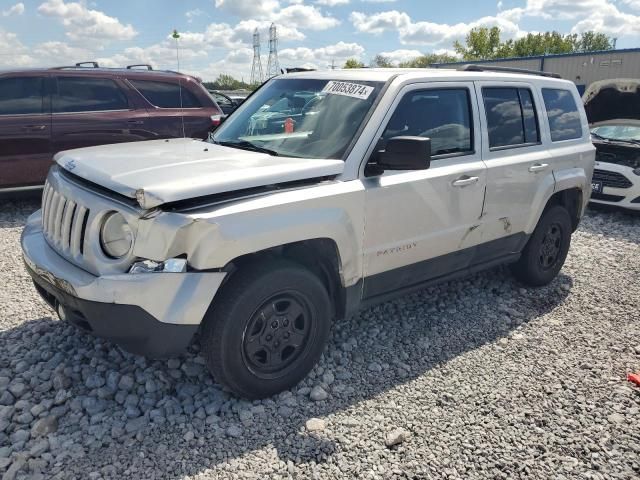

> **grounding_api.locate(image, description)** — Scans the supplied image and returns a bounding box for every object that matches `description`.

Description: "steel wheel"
[241,291,313,378]
[539,222,563,270]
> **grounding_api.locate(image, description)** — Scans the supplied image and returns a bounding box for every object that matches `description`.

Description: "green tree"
[343,58,365,68]
[574,31,613,51]
[204,74,252,91]
[398,52,458,68]
[453,27,614,61]
[370,54,393,68]
[453,26,502,60]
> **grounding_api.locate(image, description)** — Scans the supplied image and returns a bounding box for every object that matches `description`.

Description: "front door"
[362,82,487,299]
[0,74,52,189]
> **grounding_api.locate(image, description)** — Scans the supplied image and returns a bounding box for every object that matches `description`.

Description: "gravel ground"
[1,198,639,480]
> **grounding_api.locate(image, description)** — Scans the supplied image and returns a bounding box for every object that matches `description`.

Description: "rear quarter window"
[129,79,202,108]
[541,88,582,141]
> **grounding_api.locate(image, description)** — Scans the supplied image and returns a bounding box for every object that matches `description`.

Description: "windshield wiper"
[214,140,279,156]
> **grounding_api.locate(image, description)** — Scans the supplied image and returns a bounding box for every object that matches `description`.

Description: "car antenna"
[173,29,186,139]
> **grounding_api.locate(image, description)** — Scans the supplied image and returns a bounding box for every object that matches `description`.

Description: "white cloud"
[214,0,280,17]
[32,41,92,65]
[524,0,640,35]
[620,0,640,10]
[351,10,523,46]
[215,0,339,30]
[37,0,137,42]
[0,29,33,67]
[350,10,410,35]
[279,41,365,68]
[272,5,340,30]
[316,0,349,5]
[185,8,205,23]
[2,3,25,17]
[378,49,423,64]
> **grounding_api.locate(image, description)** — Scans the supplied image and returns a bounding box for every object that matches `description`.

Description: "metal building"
[432,48,640,95]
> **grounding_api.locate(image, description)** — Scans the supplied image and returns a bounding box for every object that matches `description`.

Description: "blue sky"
[1,0,639,81]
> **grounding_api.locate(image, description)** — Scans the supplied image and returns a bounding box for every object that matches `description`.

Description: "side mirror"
[377,136,431,171]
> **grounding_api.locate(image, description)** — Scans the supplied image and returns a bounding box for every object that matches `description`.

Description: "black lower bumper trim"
[26,263,198,358]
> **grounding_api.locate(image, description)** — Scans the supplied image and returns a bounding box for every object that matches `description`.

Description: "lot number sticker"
[322,81,374,100]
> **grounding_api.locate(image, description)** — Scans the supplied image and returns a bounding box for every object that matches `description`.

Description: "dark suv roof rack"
[75,61,99,68]
[458,64,561,79]
[126,64,153,70]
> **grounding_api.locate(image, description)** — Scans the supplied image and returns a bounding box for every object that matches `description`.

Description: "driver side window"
[382,88,473,158]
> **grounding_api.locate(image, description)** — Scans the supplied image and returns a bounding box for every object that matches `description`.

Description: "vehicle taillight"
[211,115,224,128]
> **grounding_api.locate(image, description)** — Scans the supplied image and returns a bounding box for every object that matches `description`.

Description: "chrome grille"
[592,169,633,189]
[42,180,90,258]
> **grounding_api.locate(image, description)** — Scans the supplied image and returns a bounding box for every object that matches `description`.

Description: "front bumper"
[21,210,227,357]
[590,162,640,211]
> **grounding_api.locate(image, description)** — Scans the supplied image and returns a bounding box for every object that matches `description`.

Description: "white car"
[584,79,640,211]
[21,67,595,398]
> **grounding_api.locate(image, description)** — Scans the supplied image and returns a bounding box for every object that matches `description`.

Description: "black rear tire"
[510,205,572,287]
[200,259,332,399]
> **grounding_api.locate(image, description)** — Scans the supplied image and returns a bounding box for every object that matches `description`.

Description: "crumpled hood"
[583,78,640,125]
[55,138,344,209]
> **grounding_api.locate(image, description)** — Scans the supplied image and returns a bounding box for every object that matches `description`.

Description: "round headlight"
[100,212,133,258]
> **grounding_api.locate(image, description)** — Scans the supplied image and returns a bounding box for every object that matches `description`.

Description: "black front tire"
[510,205,572,287]
[200,259,332,399]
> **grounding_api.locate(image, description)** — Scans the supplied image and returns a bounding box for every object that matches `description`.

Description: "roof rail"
[75,61,99,68]
[285,67,316,73]
[458,64,561,79]
[126,64,153,70]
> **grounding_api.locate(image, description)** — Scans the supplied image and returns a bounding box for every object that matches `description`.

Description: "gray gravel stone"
[31,416,58,437]
[309,386,328,401]
[305,418,326,432]
[385,428,408,447]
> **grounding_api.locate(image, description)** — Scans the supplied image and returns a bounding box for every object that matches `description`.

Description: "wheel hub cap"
[539,222,562,270]
[242,294,311,374]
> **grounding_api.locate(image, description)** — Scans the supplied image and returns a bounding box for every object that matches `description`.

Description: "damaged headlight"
[129,258,187,274]
[100,212,133,259]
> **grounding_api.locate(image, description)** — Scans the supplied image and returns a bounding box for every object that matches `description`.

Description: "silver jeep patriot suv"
[22,67,595,398]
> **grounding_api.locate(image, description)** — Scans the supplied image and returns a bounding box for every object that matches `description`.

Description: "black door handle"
[22,125,47,131]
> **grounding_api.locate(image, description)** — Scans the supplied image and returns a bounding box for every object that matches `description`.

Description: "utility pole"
[250,28,263,85]
[266,23,280,79]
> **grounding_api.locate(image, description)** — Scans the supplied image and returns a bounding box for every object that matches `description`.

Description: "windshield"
[212,78,384,159]
[591,125,640,142]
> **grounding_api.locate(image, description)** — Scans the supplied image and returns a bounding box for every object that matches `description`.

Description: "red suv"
[0,63,223,191]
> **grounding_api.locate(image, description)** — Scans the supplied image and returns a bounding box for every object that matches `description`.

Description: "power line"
[250,28,263,85]
[266,23,280,79]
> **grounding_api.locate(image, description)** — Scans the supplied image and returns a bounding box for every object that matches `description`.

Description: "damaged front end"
[583,78,640,170]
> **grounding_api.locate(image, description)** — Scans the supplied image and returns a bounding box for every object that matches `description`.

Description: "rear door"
[0,74,52,189]
[51,75,152,154]
[127,78,214,139]
[475,82,554,241]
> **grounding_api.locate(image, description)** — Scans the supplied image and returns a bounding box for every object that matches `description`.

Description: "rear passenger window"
[541,88,582,141]
[382,88,473,157]
[0,77,44,115]
[483,87,540,149]
[130,80,202,108]
[54,77,129,113]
